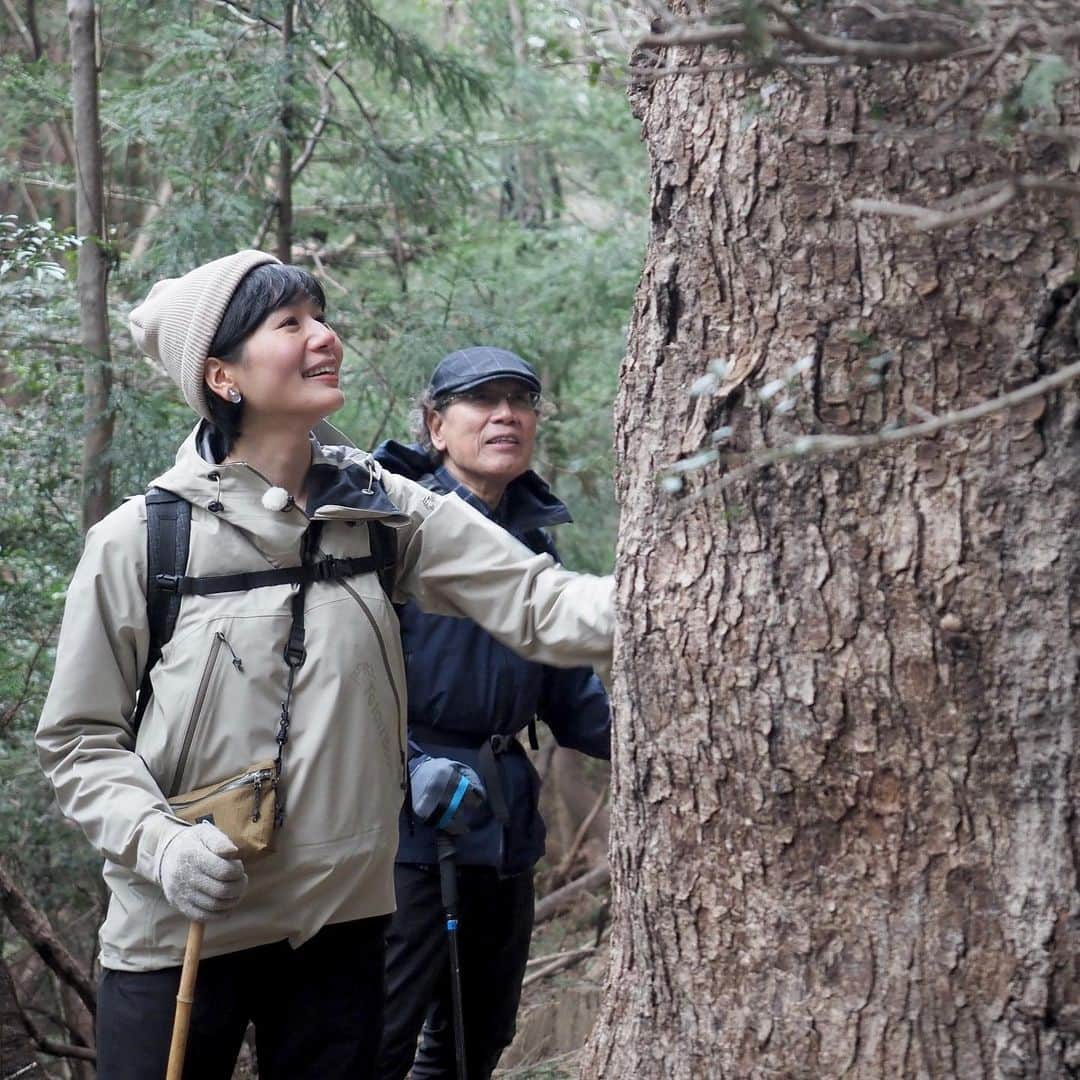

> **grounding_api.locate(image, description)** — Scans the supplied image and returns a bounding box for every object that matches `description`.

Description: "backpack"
[131,487,397,734]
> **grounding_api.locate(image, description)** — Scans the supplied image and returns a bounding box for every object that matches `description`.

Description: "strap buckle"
[489,734,514,755]
[283,626,307,668]
[314,556,338,581]
[153,573,183,593]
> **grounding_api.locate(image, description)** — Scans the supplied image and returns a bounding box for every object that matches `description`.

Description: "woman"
[36,250,612,1080]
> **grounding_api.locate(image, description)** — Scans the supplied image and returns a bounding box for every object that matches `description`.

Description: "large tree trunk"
[68,0,113,530]
[587,13,1080,1079]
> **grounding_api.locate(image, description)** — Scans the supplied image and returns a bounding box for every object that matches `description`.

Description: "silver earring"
[227,387,242,404]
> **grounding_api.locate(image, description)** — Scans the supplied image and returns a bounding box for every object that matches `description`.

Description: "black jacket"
[373,440,611,872]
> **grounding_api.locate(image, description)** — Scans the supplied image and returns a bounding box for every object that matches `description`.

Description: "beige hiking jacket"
[37,426,612,971]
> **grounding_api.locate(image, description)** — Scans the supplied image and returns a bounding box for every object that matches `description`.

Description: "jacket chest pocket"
[167,630,244,797]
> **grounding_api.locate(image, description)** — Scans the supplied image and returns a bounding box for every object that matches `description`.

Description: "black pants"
[377,863,534,1080]
[96,916,388,1080]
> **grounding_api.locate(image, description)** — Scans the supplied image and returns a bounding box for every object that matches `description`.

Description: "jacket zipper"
[338,578,407,786]
[168,631,242,797]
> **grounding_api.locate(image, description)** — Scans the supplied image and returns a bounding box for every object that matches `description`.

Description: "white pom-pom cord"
[261,486,293,512]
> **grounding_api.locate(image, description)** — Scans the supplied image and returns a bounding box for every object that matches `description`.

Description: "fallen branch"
[525,946,594,969]
[521,945,596,988]
[534,862,610,925]
[35,1038,95,1064]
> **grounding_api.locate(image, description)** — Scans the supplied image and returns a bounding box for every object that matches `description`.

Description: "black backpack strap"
[132,488,191,734]
[131,495,395,734]
[158,549,393,597]
[369,521,397,601]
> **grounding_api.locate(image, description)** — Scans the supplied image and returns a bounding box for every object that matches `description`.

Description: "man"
[374,346,611,1079]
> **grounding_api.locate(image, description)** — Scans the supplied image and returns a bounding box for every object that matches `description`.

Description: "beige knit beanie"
[129,249,280,420]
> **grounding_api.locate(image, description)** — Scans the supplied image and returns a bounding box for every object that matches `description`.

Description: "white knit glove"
[155,822,248,921]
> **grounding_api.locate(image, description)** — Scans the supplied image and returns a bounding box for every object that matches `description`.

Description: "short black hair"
[204,264,328,449]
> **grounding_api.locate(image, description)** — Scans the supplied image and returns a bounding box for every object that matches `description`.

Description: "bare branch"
[291,62,341,182]
[250,200,276,252]
[680,357,1080,508]
[926,19,1027,125]
[0,857,97,1018]
[37,1038,96,1063]
[128,177,174,262]
[550,785,608,889]
[762,1,961,61]
[637,3,964,62]
[521,945,597,988]
[852,183,1017,228]
[0,624,58,728]
[852,175,1080,229]
[638,22,746,49]
[525,946,595,969]
[0,0,37,53]
[19,176,160,205]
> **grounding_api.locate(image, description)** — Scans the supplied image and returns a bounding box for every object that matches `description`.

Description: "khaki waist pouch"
[169,760,277,861]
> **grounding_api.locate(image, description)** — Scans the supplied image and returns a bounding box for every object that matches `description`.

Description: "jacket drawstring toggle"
[207,470,224,513]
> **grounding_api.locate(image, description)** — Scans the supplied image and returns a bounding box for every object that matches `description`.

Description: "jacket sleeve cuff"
[140,814,190,886]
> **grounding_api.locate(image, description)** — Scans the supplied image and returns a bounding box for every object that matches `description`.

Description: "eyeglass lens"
[460,388,540,410]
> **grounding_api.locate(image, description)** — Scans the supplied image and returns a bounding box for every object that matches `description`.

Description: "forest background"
[5,0,1080,1077]
[1,1,642,1075]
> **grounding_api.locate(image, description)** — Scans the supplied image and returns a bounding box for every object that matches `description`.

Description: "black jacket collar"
[374,439,572,533]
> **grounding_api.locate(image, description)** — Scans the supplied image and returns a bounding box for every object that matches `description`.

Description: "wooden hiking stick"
[166,920,204,1080]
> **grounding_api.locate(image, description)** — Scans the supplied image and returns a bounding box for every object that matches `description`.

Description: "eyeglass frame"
[434,385,543,413]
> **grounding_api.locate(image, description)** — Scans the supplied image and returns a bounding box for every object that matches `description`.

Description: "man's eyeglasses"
[437,387,542,412]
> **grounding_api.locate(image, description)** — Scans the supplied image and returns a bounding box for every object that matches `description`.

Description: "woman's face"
[428,379,539,496]
[208,296,344,427]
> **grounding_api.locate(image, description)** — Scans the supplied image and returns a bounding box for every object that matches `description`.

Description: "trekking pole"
[165,919,204,1080]
[436,832,467,1080]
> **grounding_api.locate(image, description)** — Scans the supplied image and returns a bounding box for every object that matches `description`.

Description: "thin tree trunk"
[502,0,550,226]
[276,0,294,263]
[129,177,173,262]
[587,11,1080,1078]
[68,0,113,530]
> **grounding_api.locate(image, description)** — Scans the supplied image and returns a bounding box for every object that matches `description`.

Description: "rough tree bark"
[68,0,113,531]
[586,9,1080,1078]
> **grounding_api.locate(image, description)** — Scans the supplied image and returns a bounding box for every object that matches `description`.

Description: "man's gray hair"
[409,387,441,456]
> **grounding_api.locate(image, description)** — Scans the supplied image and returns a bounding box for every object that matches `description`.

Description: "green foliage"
[0,216,81,281]
[0,0,644,945]
[334,0,493,118]
[0,53,71,140]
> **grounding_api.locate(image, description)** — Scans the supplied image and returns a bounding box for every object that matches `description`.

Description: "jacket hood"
[373,439,572,533]
[372,438,437,480]
[151,424,409,562]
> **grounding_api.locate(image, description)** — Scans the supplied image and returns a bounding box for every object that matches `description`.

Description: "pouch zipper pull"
[252,773,262,823]
[215,631,244,672]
